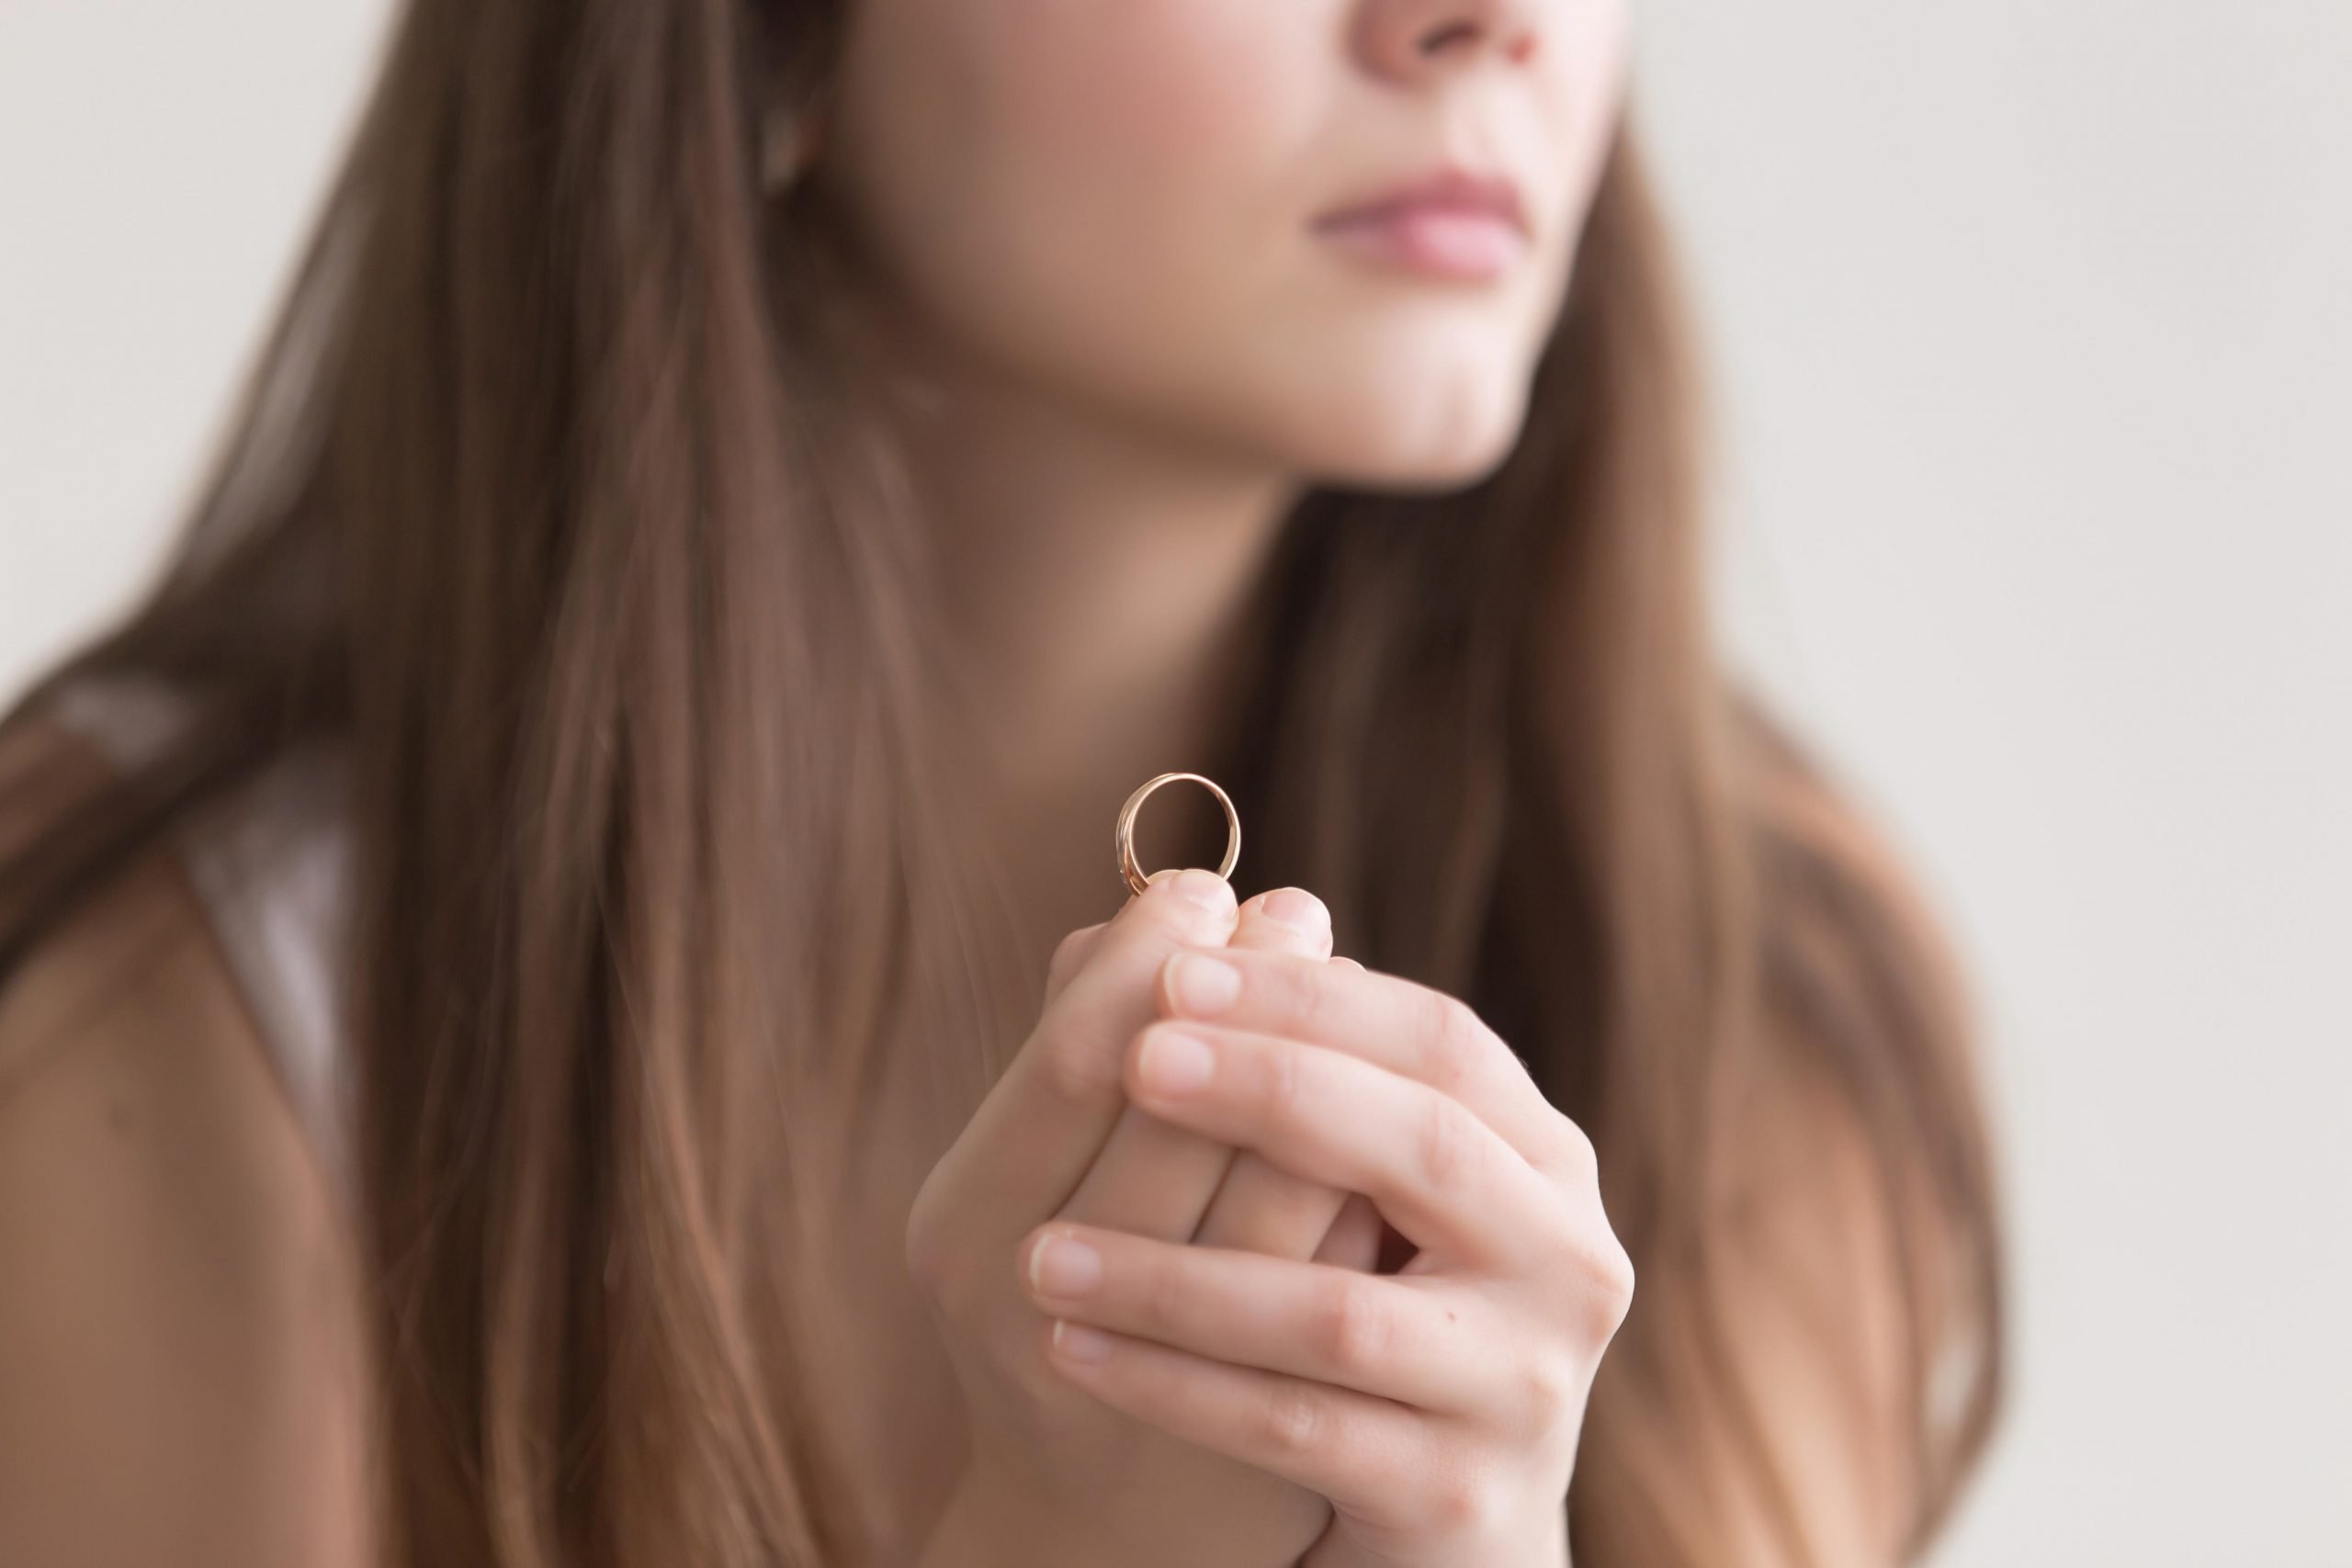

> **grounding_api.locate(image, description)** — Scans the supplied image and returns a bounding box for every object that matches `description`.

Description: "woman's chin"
[1254,367,1534,494]
[1289,411,1530,496]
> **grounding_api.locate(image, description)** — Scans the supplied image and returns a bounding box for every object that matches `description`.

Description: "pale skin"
[0,0,1923,1564]
[814,0,1628,912]
[905,870,1631,1568]
[822,3,1630,1560]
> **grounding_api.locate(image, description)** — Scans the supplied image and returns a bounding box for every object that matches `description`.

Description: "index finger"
[1153,948,1592,1182]
[922,868,1241,1225]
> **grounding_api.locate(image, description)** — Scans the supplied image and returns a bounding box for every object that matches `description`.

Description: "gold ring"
[1115,772,1240,898]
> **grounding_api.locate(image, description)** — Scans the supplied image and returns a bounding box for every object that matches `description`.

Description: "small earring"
[762,95,829,192]
[762,112,816,191]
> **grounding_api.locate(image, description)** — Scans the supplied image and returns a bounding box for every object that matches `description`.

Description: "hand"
[1014,947,1634,1568]
[1053,882,1385,1276]
[906,869,1374,1568]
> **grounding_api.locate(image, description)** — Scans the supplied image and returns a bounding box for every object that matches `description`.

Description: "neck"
[852,309,1304,930]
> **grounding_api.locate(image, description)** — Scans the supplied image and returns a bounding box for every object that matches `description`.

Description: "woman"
[0,0,2005,1564]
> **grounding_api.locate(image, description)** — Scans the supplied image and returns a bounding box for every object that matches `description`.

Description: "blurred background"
[2,3,2345,1562]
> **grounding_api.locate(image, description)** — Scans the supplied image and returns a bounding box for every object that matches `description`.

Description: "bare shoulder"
[0,713,376,1567]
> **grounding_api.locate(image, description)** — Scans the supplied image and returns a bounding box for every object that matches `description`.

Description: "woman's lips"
[1309,167,1533,283]
[1312,204,1531,282]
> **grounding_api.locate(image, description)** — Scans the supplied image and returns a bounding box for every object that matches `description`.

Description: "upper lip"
[1311,163,1532,239]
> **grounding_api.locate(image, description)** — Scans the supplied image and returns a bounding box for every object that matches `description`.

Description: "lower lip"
[1312,207,1529,282]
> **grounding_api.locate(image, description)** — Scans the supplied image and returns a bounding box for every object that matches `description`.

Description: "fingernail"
[1261,886,1329,935]
[1029,1234,1102,1298]
[1053,1319,1114,1363]
[1167,953,1241,1017]
[1163,867,1236,914]
[1139,1027,1216,1094]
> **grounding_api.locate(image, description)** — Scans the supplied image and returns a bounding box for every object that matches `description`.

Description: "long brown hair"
[0,2,2005,1563]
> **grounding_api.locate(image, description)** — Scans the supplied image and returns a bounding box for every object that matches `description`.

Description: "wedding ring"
[1114,772,1240,898]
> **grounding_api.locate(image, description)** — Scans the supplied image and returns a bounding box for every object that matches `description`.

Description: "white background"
[3,4,2346,1562]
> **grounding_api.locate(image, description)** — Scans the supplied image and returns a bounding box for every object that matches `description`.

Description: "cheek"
[831,0,1317,378]
[1552,2,1632,209]
[829,0,1636,483]
[997,2,1307,181]
[956,0,1313,316]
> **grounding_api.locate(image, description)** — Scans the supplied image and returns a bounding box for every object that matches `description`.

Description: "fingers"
[1032,868,1237,1109]
[1151,948,1589,1182]
[1019,1224,1514,1416]
[1058,886,1333,1244]
[1042,919,1111,1009]
[1238,886,1335,962]
[911,869,1238,1244]
[1190,1146,1356,1262]
[1123,1021,1569,1270]
[1029,1314,1446,1532]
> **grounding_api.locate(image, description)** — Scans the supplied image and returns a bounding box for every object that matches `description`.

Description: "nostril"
[1414,18,1538,65]
[1420,21,1480,56]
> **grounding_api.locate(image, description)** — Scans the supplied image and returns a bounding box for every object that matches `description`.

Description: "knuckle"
[1597,1238,1638,1323]
[1266,954,1334,1038]
[1423,993,1492,1096]
[1556,1115,1600,1178]
[901,1184,972,1316]
[1139,1249,1188,1336]
[1557,1231,1637,1337]
[1046,925,1095,987]
[1035,1020,1121,1107]
[1260,1381,1331,1457]
[1538,1112,1600,1184]
[1261,1032,1310,1133]
[1521,1351,1582,1438]
[1424,1464,1506,1540]
[1415,1093,1484,1198]
[1313,1276,1393,1378]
